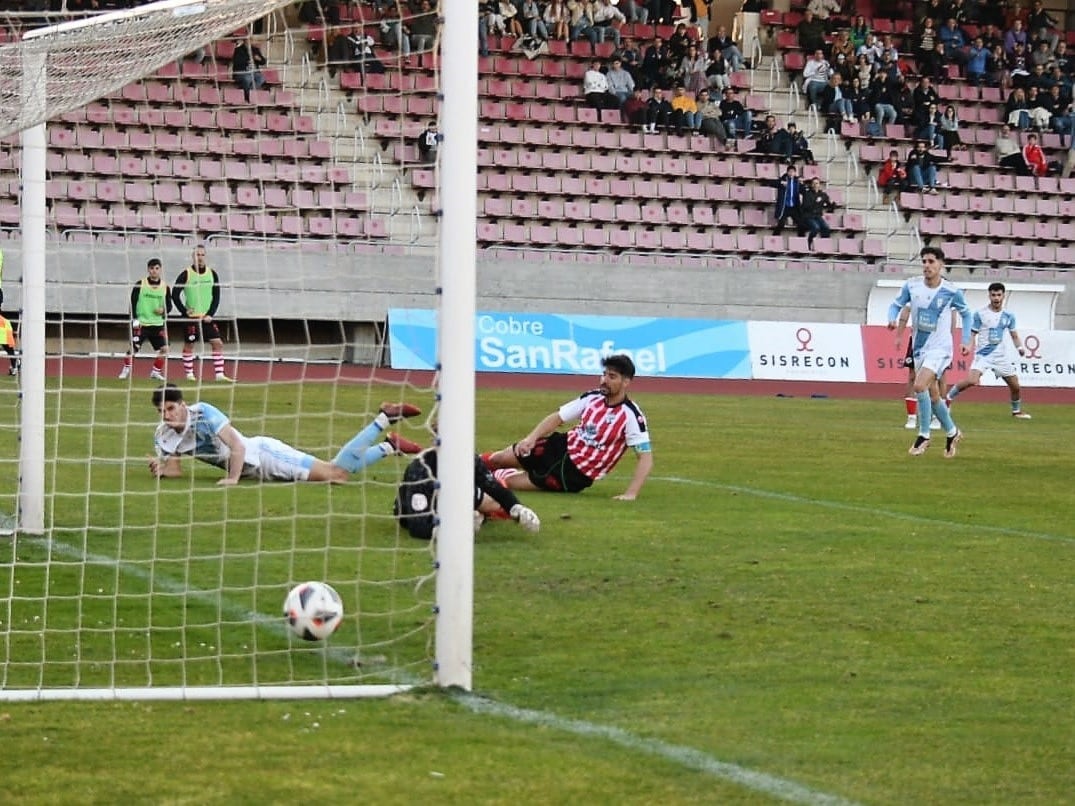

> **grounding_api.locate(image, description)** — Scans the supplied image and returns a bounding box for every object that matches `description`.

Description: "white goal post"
[1,0,477,699]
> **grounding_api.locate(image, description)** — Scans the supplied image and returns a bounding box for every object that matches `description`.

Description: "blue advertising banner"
[387,309,752,378]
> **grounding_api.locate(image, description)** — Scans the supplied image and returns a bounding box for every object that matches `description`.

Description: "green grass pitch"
[2,379,1074,804]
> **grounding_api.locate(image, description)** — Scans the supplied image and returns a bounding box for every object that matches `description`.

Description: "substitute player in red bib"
[483,354,653,500]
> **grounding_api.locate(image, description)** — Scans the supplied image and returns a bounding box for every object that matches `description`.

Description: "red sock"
[153,357,165,372]
[480,452,495,468]
[904,397,917,416]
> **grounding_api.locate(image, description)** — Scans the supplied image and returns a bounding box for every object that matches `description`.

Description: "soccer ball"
[283,581,344,642]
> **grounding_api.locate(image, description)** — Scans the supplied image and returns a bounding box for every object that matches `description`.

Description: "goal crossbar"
[0,0,295,139]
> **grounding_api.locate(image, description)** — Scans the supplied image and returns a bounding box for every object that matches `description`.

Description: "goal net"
[0,0,477,700]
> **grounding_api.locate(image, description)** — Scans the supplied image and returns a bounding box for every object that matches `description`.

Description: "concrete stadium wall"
[1,241,1071,336]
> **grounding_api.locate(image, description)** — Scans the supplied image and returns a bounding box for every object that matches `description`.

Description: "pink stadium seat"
[641,201,665,223]
[660,229,687,251]
[96,180,122,203]
[92,154,118,175]
[609,228,635,250]
[582,226,609,248]
[737,233,762,253]
[717,207,740,227]
[556,225,583,247]
[635,229,660,250]
[280,215,306,237]
[590,202,617,222]
[197,212,224,233]
[666,203,690,225]
[692,206,714,226]
[536,175,561,195]
[615,201,642,223]
[564,199,592,220]
[1010,243,1033,264]
[657,180,683,200]
[1031,244,1056,264]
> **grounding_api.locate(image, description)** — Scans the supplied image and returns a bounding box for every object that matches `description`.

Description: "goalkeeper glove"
[509,504,540,534]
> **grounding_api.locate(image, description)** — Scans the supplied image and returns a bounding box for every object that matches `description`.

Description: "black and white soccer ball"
[283,581,344,642]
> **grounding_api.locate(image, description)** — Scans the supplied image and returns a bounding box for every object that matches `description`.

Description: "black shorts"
[904,337,914,369]
[134,324,168,352]
[186,319,222,343]
[515,431,593,493]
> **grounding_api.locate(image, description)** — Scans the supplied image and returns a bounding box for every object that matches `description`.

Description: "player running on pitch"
[944,282,1032,419]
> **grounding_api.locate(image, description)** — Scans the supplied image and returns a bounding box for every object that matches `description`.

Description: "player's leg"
[1004,373,1031,418]
[499,470,541,491]
[2,344,19,376]
[909,365,938,454]
[903,340,917,428]
[149,327,168,380]
[482,446,524,470]
[119,327,143,379]
[331,403,421,472]
[182,324,198,380]
[946,368,982,404]
[204,320,232,381]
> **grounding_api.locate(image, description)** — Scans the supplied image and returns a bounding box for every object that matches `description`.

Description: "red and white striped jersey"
[560,390,650,481]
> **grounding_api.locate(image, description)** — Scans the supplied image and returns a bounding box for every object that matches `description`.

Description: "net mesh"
[0,0,446,697]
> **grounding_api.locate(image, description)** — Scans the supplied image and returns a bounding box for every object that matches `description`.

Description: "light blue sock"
[947,385,962,402]
[1011,399,1021,413]
[332,416,388,472]
[933,397,956,436]
[916,390,932,438]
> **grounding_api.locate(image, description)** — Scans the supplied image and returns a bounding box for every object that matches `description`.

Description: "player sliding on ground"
[482,354,653,500]
[395,448,541,540]
[149,384,422,485]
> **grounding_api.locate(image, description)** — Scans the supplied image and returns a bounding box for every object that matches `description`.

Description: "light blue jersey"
[154,401,319,480]
[154,401,242,471]
[973,307,1017,358]
[888,276,974,364]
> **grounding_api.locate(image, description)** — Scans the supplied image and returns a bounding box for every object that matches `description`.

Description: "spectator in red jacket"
[1021,133,1060,176]
[877,149,907,204]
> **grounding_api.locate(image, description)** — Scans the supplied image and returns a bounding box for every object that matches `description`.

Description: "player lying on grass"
[482,353,653,500]
[394,448,541,540]
[149,384,422,485]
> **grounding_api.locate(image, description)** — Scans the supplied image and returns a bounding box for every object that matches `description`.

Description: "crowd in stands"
[778,0,1073,200]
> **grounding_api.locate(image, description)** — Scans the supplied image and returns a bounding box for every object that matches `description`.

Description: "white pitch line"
[457,694,861,806]
[25,536,861,804]
[655,476,1075,546]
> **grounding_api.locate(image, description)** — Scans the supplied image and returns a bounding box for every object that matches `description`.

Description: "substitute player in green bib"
[119,258,172,380]
[171,244,233,382]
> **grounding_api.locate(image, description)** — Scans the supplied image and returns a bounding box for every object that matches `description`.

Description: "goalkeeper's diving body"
[395,447,541,539]
[149,384,422,486]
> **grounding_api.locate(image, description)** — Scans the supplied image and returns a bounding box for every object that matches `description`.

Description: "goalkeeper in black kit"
[395,448,540,540]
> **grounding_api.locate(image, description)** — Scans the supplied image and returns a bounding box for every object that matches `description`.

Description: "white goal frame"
[3,0,477,700]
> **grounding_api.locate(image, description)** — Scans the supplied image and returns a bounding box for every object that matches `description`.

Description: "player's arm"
[953,291,974,354]
[894,303,910,347]
[149,454,183,478]
[886,286,911,330]
[1009,327,1026,356]
[171,270,188,315]
[163,285,174,316]
[130,284,141,318]
[515,411,564,457]
[614,447,653,501]
[203,269,222,320]
[215,424,247,486]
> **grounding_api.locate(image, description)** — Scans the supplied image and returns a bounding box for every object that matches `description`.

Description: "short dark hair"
[603,354,636,379]
[920,245,946,262]
[988,282,1006,293]
[151,383,184,407]
[147,258,162,269]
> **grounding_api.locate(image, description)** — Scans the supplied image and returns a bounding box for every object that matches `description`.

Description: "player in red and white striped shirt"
[483,354,653,500]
